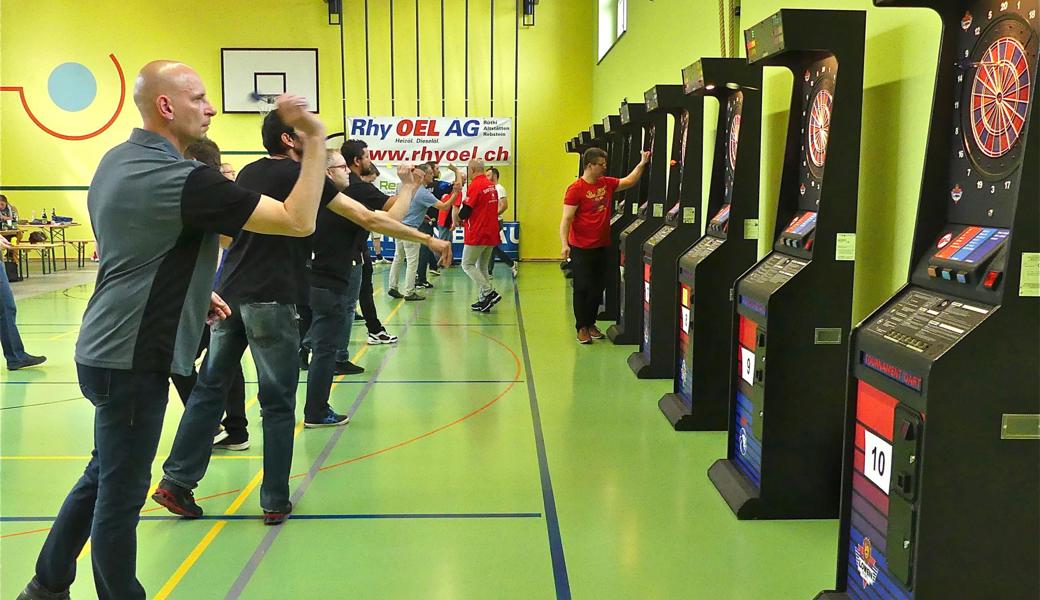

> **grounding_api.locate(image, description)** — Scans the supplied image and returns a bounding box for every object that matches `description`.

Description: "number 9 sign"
[739,346,755,385]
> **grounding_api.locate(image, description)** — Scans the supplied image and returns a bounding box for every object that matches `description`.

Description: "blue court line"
[513,285,571,599]
[0,512,541,523]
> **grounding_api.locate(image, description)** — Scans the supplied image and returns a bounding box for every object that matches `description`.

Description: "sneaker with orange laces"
[576,327,592,344]
[588,325,605,340]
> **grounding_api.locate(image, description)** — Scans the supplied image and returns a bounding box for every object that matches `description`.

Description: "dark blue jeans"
[32,364,169,600]
[0,262,30,366]
[163,302,299,512]
[306,264,361,422]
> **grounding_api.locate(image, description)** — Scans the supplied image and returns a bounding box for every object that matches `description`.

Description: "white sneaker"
[213,427,229,444]
[367,330,399,344]
[511,263,518,278]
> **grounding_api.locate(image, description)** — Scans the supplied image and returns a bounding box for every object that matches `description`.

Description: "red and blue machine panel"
[733,315,763,488]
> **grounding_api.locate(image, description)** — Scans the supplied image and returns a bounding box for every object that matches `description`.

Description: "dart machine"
[604,102,651,321]
[607,86,679,345]
[818,2,1039,599]
[627,77,704,379]
[707,9,866,520]
[658,57,763,430]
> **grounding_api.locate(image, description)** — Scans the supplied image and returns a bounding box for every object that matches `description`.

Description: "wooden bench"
[14,242,65,278]
[66,239,96,268]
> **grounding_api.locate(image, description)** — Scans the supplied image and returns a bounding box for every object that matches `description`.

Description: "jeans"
[170,326,248,438]
[461,245,495,299]
[163,302,299,512]
[416,220,436,283]
[570,246,607,330]
[488,221,514,274]
[0,263,29,365]
[306,265,362,422]
[388,239,421,296]
[358,251,384,336]
[33,364,169,600]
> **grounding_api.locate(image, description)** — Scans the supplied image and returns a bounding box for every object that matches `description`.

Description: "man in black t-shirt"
[153,117,451,526]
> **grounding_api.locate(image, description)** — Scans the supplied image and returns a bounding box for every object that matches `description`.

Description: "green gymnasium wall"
[0,0,594,259]
[593,0,942,323]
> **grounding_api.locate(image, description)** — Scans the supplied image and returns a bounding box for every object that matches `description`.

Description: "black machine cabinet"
[603,103,651,322]
[598,113,628,321]
[626,79,705,378]
[659,58,763,430]
[818,2,1039,599]
[607,86,677,345]
[707,9,866,520]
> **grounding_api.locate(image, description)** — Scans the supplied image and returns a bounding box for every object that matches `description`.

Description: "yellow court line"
[47,328,80,341]
[155,296,405,598]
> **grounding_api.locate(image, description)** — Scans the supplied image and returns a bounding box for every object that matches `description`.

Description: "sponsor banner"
[368,222,520,261]
[348,117,513,165]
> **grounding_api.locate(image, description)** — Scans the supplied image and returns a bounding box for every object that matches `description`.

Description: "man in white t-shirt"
[485,167,517,278]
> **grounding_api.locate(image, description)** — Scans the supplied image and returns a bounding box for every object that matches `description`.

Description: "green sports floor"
[1,263,838,599]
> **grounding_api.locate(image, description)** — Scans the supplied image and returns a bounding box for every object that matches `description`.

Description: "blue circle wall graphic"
[47,62,97,112]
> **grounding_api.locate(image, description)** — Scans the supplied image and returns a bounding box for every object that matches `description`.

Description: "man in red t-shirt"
[458,159,502,312]
[561,146,650,343]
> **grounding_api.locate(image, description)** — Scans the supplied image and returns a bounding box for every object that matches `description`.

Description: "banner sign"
[348,117,513,165]
[370,222,519,261]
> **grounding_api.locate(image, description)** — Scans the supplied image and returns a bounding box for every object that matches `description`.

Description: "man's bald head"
[467,159,485,178]
[132,60,215,153]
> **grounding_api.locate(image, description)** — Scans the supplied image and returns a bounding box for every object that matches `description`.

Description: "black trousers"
[416,220,436,283]
[569,245,607,331]
[170,325,248,439]
[358,250,384,335]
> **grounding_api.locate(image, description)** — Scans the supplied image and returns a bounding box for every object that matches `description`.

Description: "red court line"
[1,327,522,539]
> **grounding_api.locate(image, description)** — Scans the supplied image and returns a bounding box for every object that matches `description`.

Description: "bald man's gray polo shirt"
[75,128,260,376]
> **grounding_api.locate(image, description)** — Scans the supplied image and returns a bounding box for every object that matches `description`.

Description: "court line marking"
[154,298,408,599]
[514,284,571,599]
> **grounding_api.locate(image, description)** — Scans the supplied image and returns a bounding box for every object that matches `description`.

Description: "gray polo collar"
[128,128,182,158]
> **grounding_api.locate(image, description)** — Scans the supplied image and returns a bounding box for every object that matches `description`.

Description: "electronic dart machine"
[627,79,704,379]
[599,113,628,321]
[566,135,584,177]
[607,86,678,345]
[817,2,1039,599]
[659,58,763,430]
[707,9,866,520]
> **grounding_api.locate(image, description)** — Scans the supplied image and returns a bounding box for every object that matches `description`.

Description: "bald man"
[16,61,330,600]
[458,159,502,312]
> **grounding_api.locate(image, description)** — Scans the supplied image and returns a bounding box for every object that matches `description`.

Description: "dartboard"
[729,114,742,171]
[969,36,1031,158]
[807,89,833,170]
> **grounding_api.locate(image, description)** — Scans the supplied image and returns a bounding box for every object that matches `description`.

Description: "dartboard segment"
[970,36,1032,158]
[808,89,834,168]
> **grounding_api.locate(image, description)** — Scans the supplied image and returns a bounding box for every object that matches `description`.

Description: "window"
[598,0,627,62]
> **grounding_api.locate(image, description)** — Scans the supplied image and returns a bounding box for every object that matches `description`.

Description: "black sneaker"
[263,501,293,526]
[334,360,365,375]
[485,290,503,307]
[367,329,399,344]
[388,288,404,299]
[416,281,434,289]
[353,312,364,321]
[213,435,250,451]
[304,408,351,429]
[476,295,495,313]
[16,578,70,600]
[299,347,310,371]
[7,354,46,370]
[403,293,426,301]
[471,296,487,310]
[429,268,441,277]
[152,479,203,518]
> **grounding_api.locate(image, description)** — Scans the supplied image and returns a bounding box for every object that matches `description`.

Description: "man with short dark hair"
[560,146,649,344]
[484,166,517,278]
[151,121,449,527]
[17,61,324,600]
